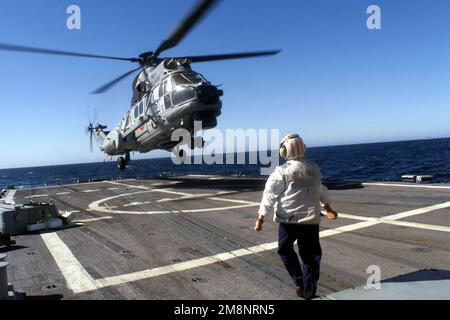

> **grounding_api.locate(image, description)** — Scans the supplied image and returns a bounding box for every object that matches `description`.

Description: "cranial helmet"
[279,133,306,160]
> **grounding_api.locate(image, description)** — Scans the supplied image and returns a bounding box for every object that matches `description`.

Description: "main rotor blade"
[179,50,281,63]
[91,66,142,94]
[154,0,219,57]
[0,43,138,62]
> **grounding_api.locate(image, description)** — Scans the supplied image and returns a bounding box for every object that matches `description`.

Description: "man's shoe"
[303,294,319,300]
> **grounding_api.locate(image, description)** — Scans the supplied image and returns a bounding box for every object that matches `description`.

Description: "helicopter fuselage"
[97,59,223,158]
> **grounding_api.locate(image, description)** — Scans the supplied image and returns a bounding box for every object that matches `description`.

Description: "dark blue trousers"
[277,223,322,300]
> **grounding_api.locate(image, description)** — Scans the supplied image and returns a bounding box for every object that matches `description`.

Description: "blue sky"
[0,0,450,169]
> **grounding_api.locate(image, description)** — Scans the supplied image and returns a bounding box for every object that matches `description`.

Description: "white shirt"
[258,159,330,225]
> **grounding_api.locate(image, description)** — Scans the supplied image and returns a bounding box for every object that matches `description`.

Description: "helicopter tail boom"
[87,123,111,152]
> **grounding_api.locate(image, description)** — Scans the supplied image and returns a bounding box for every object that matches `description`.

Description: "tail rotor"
[86,122,107,152]
[87,123,95,152]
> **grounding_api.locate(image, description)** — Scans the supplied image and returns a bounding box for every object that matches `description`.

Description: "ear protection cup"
[279,134,306,160]
[279,145,287,159]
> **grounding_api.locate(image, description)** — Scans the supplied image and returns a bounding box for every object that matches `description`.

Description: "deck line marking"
[52,180,450,293]
[29,179,127,191]
[337,212,450,233]
[379,220,450,233]
[209,197,259,205]
[89,190,150,211]
[60,210,81,219]
[81,189,99,193]
[97,181,450,217]
[48,200,450,293]
[181,204,258,213]
[383,201,450,220]
[90,183,259,214]
[107,181,149,190]
[103,201,118,213]
[362,182,450,190]
[107,181,192,196]
[89,189,257,215]
[337,213,374,221]
[25,194,48,198]
[122,193,250,207]
[157,193,217,201]
[41,232,101,293]
[3,190,16,204]
[98,209,170,215]
[74,216,113,223]
[56,192,71,195]
[123,194,222,207]
[96,220,379,289]
[106,181,256,204]
[93,201,450,290]
[154,188,196,197]
[319,221,380,238]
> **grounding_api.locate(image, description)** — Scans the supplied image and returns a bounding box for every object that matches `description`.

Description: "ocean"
[1,138,449,189]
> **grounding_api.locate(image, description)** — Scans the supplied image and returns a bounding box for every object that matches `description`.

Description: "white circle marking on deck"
[88,189,258,215]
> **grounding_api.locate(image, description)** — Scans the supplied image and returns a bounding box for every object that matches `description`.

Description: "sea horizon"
[1,136,448,171]
[1,137,450,189]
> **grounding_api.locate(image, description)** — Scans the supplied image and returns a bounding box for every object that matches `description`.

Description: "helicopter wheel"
[117,157,127,170]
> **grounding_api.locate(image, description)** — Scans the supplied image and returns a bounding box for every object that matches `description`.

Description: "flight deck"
[2,176,450,300]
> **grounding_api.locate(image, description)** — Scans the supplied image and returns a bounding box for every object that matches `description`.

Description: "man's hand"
[326,210,338,220]
[254,215,265,231]
[324,203,338,220]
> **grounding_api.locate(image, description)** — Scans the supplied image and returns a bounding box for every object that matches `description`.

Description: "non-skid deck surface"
[3,177,450,299]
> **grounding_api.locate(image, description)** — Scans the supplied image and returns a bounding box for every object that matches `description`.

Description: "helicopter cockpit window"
[171,87,195,106]
[153,85,159,101]
[164,94,172,109]
[134,106,139,119]
[124,113,130,129]
[182,73,204,84]
[138,102,144,115]
[171,74,190,86]
[159,82,165,97]
[165,79,173,92]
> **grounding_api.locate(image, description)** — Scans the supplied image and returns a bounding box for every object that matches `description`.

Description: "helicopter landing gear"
[117,153,130,170]
[117,157,126,170]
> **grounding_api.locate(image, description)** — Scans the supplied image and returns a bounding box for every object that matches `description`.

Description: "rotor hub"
[138,51,156,64]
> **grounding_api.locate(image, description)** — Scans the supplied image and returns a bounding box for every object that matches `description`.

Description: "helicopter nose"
[196,84,223,104]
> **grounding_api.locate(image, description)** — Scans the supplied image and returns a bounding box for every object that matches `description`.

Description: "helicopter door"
[127,104,139,130]
[162,79,172,110]
[122,112,130,132]
[153,84,164,114]
[134,100,146,138]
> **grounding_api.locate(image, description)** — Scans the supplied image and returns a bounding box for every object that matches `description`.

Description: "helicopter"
[0,0,280,170]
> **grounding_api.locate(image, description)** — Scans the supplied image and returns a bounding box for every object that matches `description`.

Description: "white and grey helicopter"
[0,0,280,170]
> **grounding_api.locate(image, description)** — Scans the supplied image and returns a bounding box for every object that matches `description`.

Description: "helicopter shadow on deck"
[381,269,450,283]
[322,181,364,191]
[0,245,27,254]
[14,290,64,301]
